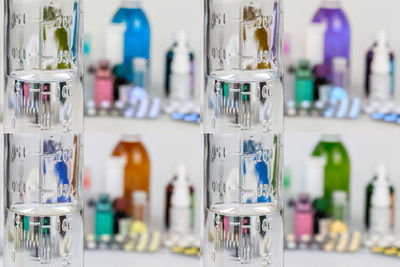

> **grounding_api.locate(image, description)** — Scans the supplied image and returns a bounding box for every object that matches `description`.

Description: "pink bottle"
[94,60,114,108]
[294,194,314,242]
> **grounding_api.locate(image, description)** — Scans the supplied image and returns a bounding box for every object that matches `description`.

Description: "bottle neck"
[122,0,141,8]
[322,0,341,9]
[121,134,141,143]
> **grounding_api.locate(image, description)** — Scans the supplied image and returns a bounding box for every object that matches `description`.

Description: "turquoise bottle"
[95,194,114,239]
[295,60,314,107]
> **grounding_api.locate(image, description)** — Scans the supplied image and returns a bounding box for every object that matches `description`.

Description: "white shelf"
[285,249,399,267]
[1,116,397,135]
[0,250,198,267]
[84,116,199,134]
[285,116,400,134]
[0,249,394,267]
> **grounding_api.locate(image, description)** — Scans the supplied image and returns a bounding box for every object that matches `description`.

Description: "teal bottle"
[95,194,114,239]
[295,60,314,107]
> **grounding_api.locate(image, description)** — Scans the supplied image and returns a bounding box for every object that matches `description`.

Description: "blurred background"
[0,0,399,131]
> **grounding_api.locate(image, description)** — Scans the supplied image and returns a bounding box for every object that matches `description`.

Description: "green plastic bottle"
[312,135,350,214]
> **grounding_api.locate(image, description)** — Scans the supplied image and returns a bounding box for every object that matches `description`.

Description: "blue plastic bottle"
[112,0,151,82]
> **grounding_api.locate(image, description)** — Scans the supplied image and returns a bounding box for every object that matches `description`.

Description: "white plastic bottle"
[170,32,192,102]
[370,33,391,102]
[170,165,192,235]
[370,167,391,235]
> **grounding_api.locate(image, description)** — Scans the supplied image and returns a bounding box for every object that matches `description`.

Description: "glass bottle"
[365,164,395,230]
[165,164,195,230]
[95,194,114,239]
[295,60,314,107]
[112,135,151,214]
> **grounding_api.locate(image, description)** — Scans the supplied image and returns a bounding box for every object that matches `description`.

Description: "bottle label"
[170,207,190,234]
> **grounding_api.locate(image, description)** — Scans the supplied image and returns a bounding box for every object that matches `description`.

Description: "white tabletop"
[285,249,399,267]
[0,249,397,266]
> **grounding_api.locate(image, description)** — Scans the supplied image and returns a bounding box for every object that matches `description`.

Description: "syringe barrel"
[205,0,283,77]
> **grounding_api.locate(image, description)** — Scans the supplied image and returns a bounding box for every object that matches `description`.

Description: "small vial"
[132,190,149,222]
[332,191,349,223]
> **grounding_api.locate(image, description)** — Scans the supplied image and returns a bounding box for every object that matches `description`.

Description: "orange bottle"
[112,135,150,214]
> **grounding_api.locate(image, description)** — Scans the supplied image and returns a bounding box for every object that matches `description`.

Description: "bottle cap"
[296,194,312,212]
[171,164,190,208]
[105,23,125,66]
[174,164,188,183]
[171,31,191,74]
[105,156,126,200]
[305,23,326,66]
[375,163,388,182]
[372,164,391,207]
[372,31,391,74]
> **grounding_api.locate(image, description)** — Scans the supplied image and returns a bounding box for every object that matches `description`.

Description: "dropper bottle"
[369,32,392,102]
[369,165,391,235]
[165,164,194,230]
[365,164,395,231]
[169,165,192,235]
[365,31,395,98]
[170,32,192,102]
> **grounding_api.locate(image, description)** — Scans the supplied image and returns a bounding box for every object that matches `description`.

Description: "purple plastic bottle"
[312,0,350,81]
